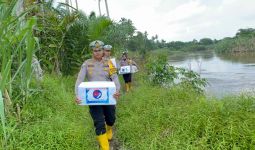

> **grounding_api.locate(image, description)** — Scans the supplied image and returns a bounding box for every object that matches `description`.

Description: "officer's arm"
[116,60,120,69]
[111,74,121,92]
[75,62,87,97]
[132,60,137,67]
[119,59,123,67]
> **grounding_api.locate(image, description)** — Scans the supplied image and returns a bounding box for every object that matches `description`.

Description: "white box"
[119,65,138,74]
[119,66,131,74]
[131,66,138,73]
[78,81,116,105]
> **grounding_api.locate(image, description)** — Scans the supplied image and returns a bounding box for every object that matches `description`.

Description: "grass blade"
[0,91,6,142]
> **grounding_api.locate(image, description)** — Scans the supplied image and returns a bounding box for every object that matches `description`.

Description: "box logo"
[86,88,109,104]
[93,90,102,99]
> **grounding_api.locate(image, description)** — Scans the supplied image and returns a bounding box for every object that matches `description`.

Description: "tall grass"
[0,91,6,144]
[0,0,37,147]
[5,75,96,150]
[116,81,255,149]
[2,73,255,149]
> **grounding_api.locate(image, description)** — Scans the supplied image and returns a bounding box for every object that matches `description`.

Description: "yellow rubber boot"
[128,82,132,90]
[106,125,113,140]
[125,83,129,92]
[96,133,109,150]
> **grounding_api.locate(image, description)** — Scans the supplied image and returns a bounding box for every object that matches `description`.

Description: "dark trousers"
[89,105,116,135]
[123,73,132,83]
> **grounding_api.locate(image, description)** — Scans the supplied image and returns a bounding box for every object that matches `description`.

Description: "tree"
[102,18,135,50]
[75,0,78,10]
[199,38,213,45]
[98,0,102,16]
[104,0,109,18]
[236,28,255,37]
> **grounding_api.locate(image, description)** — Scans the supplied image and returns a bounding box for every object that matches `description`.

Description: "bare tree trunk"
[75,0,78,10]
[65,0,70,13]
[69,0,73,12]
[104,0,110,18]
[98,0,102,16]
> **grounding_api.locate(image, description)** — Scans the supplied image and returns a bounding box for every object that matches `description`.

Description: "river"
[169,51,255,97]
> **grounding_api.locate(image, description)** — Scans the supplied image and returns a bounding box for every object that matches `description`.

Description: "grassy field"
[4,76,97,149]
[117,80,255,149]
[2,73,255,149]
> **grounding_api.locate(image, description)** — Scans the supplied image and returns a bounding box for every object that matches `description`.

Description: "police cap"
[103,45,112,50]
[89,40,104,49]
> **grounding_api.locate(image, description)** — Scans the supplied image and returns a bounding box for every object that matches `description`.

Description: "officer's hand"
[113,91,121,100]
[75,97,81,104]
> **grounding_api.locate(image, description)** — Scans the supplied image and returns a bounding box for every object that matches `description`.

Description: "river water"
[169,51,255,97]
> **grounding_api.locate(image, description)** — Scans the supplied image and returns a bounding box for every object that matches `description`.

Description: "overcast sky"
[57,0,255,42]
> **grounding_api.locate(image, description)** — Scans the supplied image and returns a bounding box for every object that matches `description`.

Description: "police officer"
[103,45,112,60]
[120,51,137,92]
[75,40,121,150]
[103,45,118,76]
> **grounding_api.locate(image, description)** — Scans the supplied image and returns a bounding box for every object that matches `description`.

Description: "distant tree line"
[163,28,255,53]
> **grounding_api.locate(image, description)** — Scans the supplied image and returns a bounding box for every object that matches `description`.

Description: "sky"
[56,0,255,42]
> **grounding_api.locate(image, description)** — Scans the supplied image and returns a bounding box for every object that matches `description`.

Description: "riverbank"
[117,74,255,149]
[2,73,255,149]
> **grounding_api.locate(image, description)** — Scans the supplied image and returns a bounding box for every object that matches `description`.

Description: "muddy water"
[169,51,255,97]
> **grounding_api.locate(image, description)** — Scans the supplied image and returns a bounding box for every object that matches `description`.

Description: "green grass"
[4,75,97,150]
[1,74,255,149]
[116,82,255,149]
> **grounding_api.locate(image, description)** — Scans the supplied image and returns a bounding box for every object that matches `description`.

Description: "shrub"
[146,54,207,93]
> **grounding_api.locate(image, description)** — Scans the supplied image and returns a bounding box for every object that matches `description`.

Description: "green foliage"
[35,3,88,74]
[166,41,186,50]
[0,91,6,144]
[61,12,90,75]
[161,28,255,54]
[117,84,255,149]
[214,37,235,53]
[0,0,37,147]
[215,28,255,53]
[88,15,112,41]
[2,72,254,150]
[102,18,136,50]
[35,2,113,75]
[146,54,177,86]
[146,54,207,93]
[4,75,96,149]
[199,38,213,45]
[165,40,210,52]
[176,68,208,94]
[236,28,255,37]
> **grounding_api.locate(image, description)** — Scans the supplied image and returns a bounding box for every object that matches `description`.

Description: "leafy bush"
[176,68,208,93]
[146,54,207,93]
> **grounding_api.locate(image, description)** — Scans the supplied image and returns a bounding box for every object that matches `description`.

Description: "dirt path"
[109,127,123,150]
[110,138,122,150]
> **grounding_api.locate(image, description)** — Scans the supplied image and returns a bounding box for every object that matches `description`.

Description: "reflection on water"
[169,51,255,97]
